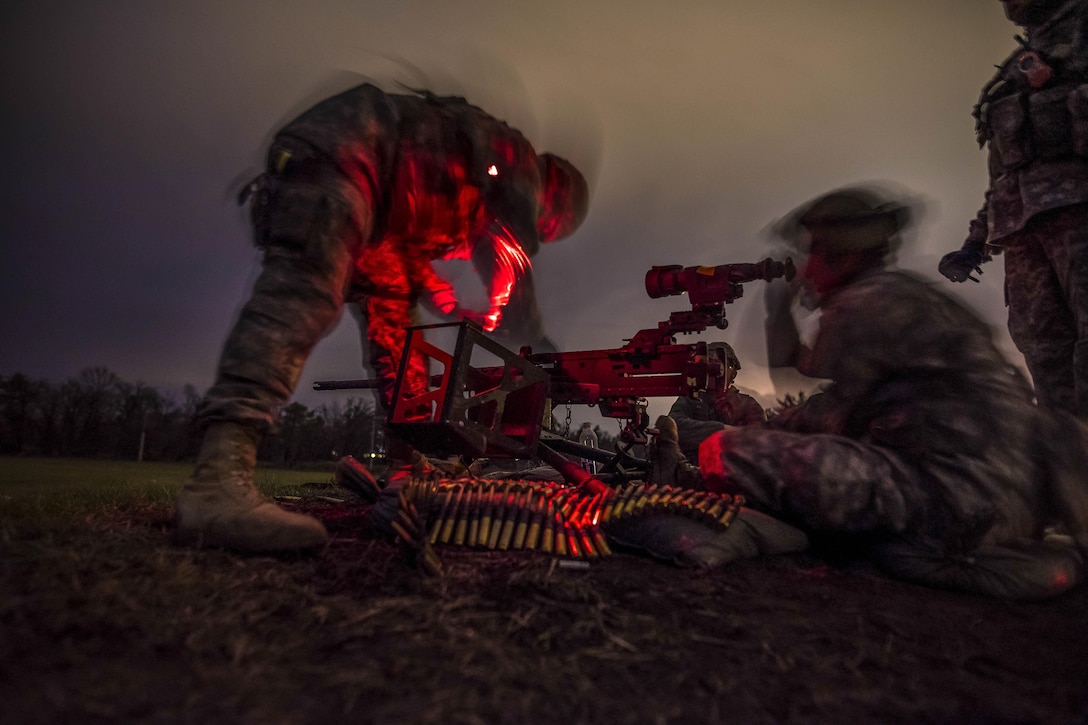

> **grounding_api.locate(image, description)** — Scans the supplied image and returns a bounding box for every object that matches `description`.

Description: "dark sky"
[1,1,1019,423]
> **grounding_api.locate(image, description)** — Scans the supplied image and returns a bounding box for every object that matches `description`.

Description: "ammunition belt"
[385,477,744,575]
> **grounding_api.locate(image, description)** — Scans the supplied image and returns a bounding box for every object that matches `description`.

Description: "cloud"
[1,1,1019,426]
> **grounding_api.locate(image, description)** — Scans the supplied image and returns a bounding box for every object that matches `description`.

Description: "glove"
[938,246,986,283]
[481,306,502,332]
[428,284,459,316]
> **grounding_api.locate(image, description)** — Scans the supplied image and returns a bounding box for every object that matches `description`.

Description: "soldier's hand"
[481,306,502,332]
[459,308,501,332]
[429,285,459,315]
[938,249,984,283]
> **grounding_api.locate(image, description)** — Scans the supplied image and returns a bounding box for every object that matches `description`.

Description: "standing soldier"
[939,0,1088,417]
[176,83,589,552]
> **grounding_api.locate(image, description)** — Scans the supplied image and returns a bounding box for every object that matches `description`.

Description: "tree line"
[0,367,617,468]
[0,367,382,467]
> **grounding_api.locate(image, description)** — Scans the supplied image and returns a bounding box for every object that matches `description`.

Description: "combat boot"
[175,422,328,552]
[648,415,703,489]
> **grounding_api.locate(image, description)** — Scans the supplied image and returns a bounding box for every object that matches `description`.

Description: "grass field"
[2,456,1087,724]
[0,457,334,496]
[0,457,334,531]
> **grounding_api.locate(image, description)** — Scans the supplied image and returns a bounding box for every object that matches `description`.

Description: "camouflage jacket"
[274,83,552,343]
[767,268,1085,548]
[972,0,1088,243]
[669,387,765,461]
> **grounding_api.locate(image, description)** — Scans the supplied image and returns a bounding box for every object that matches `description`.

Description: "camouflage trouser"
[198,138,435,434]
[197,155,364,433]
[699,427,925,535]
[699,426,1083,599]
[1003,203,1088,417]
[871,537,1083,601]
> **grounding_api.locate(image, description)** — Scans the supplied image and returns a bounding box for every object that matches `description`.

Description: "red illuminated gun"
[314,257,794,474]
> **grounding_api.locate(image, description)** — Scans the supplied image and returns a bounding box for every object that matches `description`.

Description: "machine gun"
[314,257,794,484]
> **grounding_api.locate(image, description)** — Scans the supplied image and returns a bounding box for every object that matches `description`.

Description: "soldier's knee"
[699,428,741,492]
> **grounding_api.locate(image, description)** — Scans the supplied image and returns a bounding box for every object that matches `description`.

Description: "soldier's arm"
[470,231,544,342]
[764,277,803,368]
[668,396,727,453]
[737,393,767,425]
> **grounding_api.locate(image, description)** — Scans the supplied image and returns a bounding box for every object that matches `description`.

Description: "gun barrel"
[312,379,381,391]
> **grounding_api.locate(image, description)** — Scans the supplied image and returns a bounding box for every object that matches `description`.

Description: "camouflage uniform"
[668,387,764,464]
[944,0,1088,416]
[175,85,587,552]
[199,84,587,431]
[703,266,1088,599]
[668,341,765,464]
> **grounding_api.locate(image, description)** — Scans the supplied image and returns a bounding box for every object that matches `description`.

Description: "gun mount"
[314,257,794,482]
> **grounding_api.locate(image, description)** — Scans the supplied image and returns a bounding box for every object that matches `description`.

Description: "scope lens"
[645,265,684,298]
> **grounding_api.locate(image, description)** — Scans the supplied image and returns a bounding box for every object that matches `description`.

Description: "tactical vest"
[974,2,1088,241]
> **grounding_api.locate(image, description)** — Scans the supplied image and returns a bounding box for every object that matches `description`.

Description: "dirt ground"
[2,485,1087,725]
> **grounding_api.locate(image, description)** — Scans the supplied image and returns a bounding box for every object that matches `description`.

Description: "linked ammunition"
[680,491,709,515]
[704,495,729,520]
[477,483,496,547]
[388,475,743,568]
[454,484,473,546]
[567,493,589,527]
[694,493,717,514]
[657,487,687,507]
[606,484,635,521]
[620,483,649,518]
[439,484,464,544]
[646,484,668,508]
[512,488,532,549]
[543,496,560,553]
[581,492,605,528]
[496,486,520,550]
[554,509,568,556]
[525,492,543,550]
[429,485,456,544]
[719,494,744,527]
[467,484,481,546]
[487,486,510,549]
[622,488,653,519]
[558,493,577,521]
[565,523,581,557]
[574,520,597,557]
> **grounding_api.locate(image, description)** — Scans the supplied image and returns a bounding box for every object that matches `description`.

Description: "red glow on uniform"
[482,221,531,331]
[699,431,730,492]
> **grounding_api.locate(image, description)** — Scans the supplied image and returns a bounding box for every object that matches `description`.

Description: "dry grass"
[1,457,1086,724]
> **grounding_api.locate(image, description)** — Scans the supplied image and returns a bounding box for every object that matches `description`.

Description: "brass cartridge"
[512,489,532,549]
[438,484,464,544]
[719,494,744,527]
